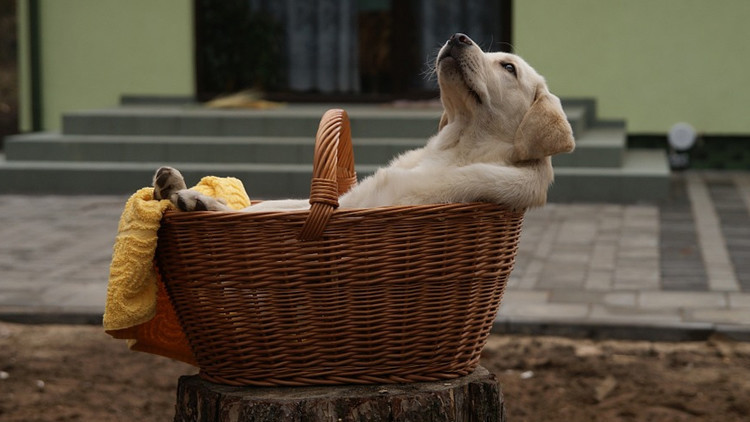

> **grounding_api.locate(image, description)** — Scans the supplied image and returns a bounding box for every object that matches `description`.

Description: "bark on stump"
[174,366,505,421]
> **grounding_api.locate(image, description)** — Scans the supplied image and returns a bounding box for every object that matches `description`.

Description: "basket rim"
[161,201,525,221]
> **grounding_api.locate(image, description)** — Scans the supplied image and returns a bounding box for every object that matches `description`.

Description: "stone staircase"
[1,100,669,202]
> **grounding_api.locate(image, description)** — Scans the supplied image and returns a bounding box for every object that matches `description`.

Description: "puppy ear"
[513,90,575,161]
[438,111,448,132]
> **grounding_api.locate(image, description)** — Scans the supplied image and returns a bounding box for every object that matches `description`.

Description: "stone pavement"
[0,171,749,340]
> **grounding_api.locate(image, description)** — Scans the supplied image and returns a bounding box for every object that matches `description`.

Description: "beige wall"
[19,0,194,131]
[515,0,750,134]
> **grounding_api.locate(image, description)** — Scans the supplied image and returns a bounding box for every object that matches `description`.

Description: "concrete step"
[62,105,443,138]
[549,149,670,203]
[1,100,668,202]
[0,156,379,198]
[7,129,624,169]
[561,105,587,136]
[60,104,589,139]
[552,125,626,168]
[5,133,425,165]
[0,150,669,203]
[7,125,622,168]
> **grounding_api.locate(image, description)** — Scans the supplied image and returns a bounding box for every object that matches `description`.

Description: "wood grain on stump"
[174,366,505,421]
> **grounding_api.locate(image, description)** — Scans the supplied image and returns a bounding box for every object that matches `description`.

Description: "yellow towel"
[103,176,250,365]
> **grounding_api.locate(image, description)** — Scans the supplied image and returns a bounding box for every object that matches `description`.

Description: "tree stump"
[174,366,505,421]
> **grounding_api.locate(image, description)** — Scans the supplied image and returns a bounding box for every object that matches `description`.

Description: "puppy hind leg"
[153,166,187,200]
[173,190,231,212]
[152,166,230,212]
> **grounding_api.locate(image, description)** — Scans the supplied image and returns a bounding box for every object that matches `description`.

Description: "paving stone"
[619,234,659,249]
[589,305,683,324]
[42,282,107,309]
[661,263,708,274]
[584,270,614,291]
[548,289,602,304]
[498,302,590,320]
[613,260,660,288]
[618,247,659,260]
[688,173,741,292]
[533,225,559,258]
[596,232,623,243]
[589,243,617,271]
[506,275,522,289]
[603,292,639,307]
[729,293,750,308]
[622,219,659,231]
[556,221,597,245]
[550,290,636,308]
[616,257,659,272]
[638,291,727,309]
[713,183,750,290]
[660,277,710,292]
[613,280,659,291]
[501,290,549,303]
[598,216,623,232]
[517,259,544,290]
[538,264,587,288]
[547,249,592,265]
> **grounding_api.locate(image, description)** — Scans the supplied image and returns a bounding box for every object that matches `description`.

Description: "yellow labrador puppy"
[154,33,574,211]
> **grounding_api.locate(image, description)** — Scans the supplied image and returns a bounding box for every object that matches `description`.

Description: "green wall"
[19,0,194,131]
[19,1,750,135]
[514,0,750,134]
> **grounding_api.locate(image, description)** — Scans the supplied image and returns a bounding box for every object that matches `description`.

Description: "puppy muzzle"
[438,33,474,62]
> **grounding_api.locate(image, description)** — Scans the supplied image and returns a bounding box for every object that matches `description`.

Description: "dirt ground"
[1,322,748,422]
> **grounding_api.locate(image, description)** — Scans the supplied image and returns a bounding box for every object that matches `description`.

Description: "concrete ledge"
[0,307,103,325]
[4,307,748,343]
[492,318,750,342]
[552,125,625,168]
[550,149,670,203]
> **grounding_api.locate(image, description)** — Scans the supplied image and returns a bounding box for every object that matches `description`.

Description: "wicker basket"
[156,109,524,386]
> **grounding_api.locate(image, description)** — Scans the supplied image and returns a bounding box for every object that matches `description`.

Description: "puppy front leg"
[386,148,425,169]
[340,164,547,210]
[446,164,549,209]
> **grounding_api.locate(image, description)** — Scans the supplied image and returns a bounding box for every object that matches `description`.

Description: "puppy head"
[436,34,574,161]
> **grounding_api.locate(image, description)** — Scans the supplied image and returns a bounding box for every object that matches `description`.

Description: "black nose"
[450,33,473,46]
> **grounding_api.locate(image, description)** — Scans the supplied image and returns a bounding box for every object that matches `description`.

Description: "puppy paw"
[173,190,230,212]
[153,167,187,201]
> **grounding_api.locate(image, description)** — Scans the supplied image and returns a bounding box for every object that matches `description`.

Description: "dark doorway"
[357,0,512,97]
[193,0,286,102]
[193,0,512,102]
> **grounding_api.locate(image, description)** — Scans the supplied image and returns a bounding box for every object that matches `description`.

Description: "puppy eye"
[502,63,516,76]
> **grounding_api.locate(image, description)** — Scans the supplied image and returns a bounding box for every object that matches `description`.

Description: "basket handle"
[298,109,357,241]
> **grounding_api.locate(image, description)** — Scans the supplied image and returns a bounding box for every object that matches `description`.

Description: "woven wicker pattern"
[156,109,525,386]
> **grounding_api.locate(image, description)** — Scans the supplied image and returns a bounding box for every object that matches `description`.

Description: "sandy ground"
[1,322,748,421]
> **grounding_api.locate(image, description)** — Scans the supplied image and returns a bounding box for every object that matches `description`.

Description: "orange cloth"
[106,271,197,365]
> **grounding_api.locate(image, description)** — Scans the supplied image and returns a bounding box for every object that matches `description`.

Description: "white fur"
[167,34,572,213]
